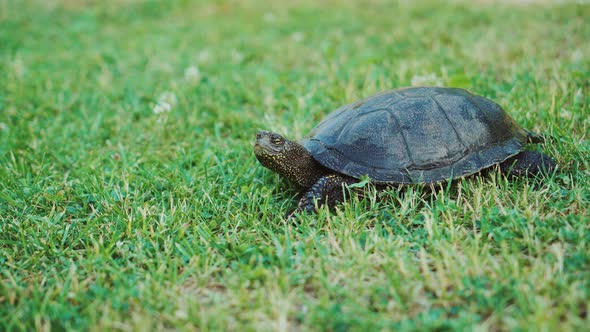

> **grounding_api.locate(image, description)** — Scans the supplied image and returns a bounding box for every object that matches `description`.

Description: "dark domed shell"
[301,87,531,184]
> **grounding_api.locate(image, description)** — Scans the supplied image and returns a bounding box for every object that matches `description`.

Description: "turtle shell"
[301,87,532,184]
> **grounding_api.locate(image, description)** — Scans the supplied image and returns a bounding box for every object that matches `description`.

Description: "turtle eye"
[271,135,283,145]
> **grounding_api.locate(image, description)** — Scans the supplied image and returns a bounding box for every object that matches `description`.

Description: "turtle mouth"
[253,143,266,155]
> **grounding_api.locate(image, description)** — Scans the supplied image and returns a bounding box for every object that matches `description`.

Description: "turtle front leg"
[499,150,557,177]
[288,174,356,218]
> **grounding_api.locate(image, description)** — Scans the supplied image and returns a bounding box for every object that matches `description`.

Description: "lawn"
[0,0,589,330]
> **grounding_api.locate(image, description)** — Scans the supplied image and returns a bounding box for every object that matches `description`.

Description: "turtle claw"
[286,205,313,221]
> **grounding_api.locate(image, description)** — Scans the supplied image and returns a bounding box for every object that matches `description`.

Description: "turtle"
[254,87,556,216]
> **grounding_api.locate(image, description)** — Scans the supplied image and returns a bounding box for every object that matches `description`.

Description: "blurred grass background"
[0,0,589,330]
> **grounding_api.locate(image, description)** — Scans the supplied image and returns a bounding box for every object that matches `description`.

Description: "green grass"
[1,0,589,330]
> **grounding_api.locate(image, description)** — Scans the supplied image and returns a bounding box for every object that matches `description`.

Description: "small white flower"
[153,102,172,114]
[263,12,276,22]
[410,73,443,87]
[153,91,177,117]
[264,93,275,108]
[184,65,201,82]
[0,122,8,132]
[98,68,112,88]
[197,50,211,63]
[291,31,304,42]
[174,309,188,319]
[574,88,584,105]
[158,91,178,107]
[570,48,583,63]
[297,96,306,109]
[11,57,26,80]
[231,50,245,63]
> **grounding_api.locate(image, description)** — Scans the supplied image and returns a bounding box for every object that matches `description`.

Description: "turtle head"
[254,130,324,188]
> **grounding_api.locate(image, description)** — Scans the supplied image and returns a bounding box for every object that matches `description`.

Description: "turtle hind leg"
[287,174,356,218]
[500,150,557,177]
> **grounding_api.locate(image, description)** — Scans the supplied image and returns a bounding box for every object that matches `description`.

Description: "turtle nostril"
[256,132,262,140]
